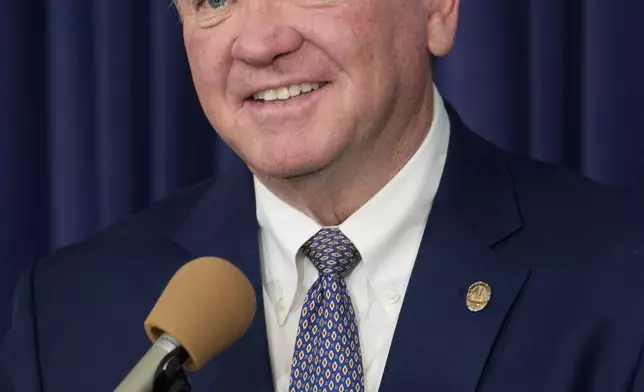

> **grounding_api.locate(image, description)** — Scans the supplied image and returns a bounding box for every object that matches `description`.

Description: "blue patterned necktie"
[289,228,365,392]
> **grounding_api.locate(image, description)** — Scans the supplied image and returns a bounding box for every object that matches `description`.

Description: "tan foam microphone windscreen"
[144,257,256,371]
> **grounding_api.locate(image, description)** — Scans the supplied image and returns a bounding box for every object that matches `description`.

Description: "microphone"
[115,257,257,392]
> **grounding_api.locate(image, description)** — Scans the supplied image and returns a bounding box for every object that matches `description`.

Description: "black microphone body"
[153,345,191,392]
[114,334,191,392]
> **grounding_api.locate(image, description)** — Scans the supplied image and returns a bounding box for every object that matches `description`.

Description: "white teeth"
[263,89,277,101]
[252,82,326,102]
[289,84,301,97]
[277,87,290,100]
[300,83,313,93]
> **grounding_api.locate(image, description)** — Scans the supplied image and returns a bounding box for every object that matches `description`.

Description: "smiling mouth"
[249,82,329,102]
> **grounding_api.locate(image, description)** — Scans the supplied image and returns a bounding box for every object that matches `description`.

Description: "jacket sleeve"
[0,266,43,392]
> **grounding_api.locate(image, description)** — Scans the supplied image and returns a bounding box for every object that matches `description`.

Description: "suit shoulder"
[505,154,644,273]
[508,154,643,228]
[33,178,216,283]
[105,178,216,240]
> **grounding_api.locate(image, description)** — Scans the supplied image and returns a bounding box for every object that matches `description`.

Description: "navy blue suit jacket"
[2,107,644,391]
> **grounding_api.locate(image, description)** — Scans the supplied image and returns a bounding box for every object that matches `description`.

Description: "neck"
[256,84,435,226]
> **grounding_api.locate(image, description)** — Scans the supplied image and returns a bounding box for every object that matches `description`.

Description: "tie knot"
[301,228,362,278]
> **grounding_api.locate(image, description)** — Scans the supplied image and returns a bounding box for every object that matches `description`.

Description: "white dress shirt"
[254,85,450,392]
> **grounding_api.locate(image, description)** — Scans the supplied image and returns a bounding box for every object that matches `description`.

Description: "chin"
[249,154,334,181]
[237,134,348,181]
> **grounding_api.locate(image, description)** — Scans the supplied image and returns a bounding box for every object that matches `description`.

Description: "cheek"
[299,15,390,116]
[184,35,236,134]
[297,1,387,63]
[185,33,229,91]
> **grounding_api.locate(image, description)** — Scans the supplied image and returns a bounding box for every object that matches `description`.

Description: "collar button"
[386,288,401,304]
[277,297,287,312]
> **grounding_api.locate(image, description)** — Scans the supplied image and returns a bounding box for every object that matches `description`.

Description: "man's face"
[179,0,455,179]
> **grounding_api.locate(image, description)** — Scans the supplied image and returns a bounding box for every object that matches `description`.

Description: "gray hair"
[170,0,182,22]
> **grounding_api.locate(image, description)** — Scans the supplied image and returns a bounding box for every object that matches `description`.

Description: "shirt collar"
[340,84,449,273]
[255,175,321,309]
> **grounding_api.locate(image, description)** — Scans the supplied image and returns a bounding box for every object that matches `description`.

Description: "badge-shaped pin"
[466,281,492,312]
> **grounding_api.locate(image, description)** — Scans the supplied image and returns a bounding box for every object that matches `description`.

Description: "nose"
[230,4,303,67]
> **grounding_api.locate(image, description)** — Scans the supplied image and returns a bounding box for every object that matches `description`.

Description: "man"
[2,0,644,391]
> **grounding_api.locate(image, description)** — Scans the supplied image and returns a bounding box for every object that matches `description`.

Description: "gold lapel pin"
[466,281,492,312]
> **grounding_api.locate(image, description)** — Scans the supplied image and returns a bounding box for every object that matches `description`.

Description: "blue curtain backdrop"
[1,0,643,338]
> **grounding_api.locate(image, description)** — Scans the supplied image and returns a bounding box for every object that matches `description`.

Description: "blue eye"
[206,0,228,9]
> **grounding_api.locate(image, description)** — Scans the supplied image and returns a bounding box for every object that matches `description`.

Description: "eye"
[191,0,233,27]
[201,0,228,9]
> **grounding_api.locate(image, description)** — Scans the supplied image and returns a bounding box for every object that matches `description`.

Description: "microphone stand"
[152,347,192,392]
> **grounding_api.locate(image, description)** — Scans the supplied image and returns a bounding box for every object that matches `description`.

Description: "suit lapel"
[173,162,275,392]
[379,205,530,391]
[380,107,531,391]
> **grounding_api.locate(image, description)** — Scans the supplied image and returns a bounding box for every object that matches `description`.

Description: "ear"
[426,0,460,57]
